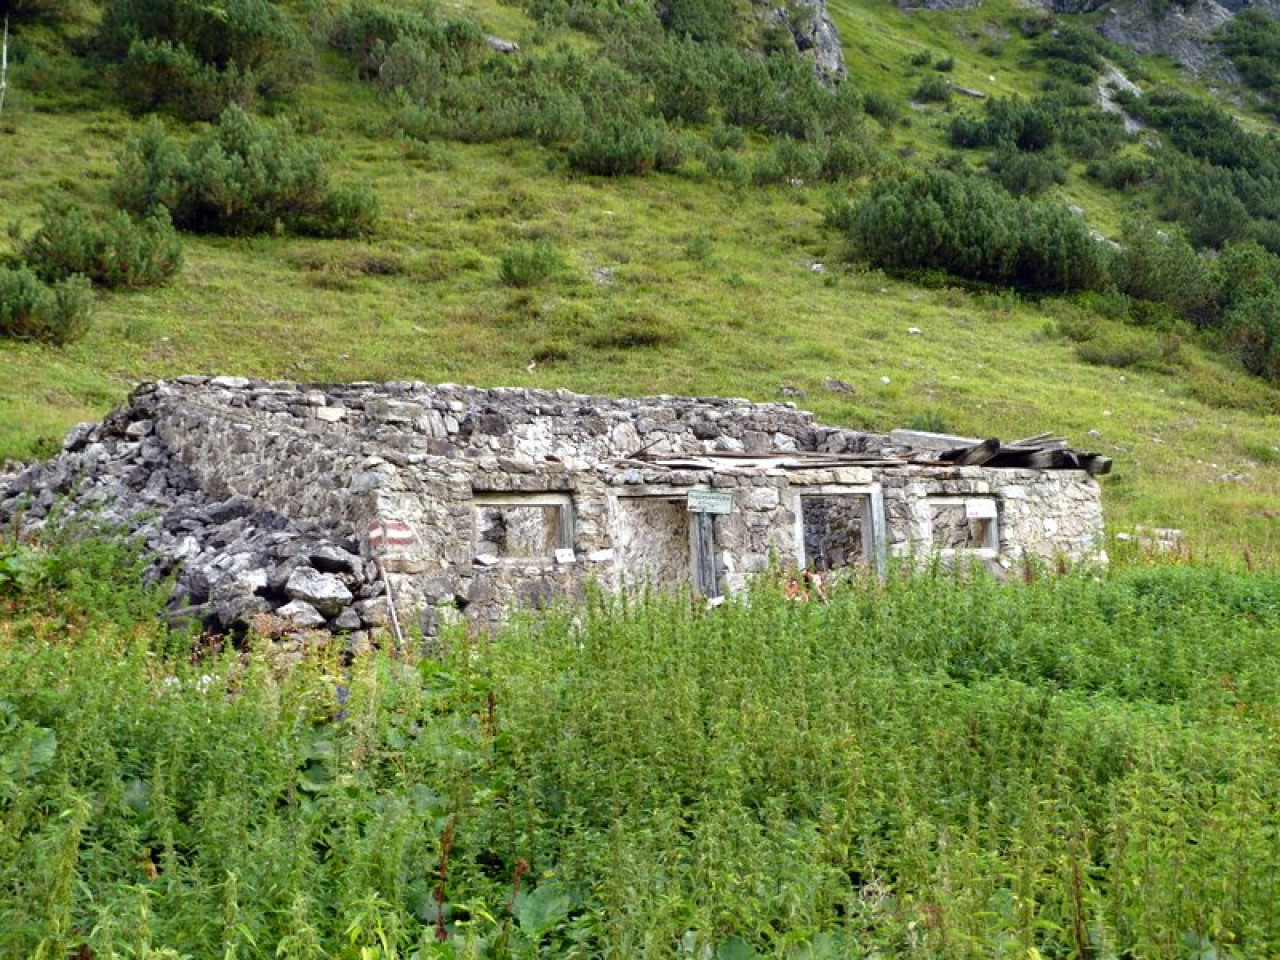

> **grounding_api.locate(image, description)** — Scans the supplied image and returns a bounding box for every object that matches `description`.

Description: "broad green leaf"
[515,882,573,937]
[28,727,57,770]
[716,936,757,960]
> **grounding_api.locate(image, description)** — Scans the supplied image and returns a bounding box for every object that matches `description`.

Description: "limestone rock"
[485,35,519,53]
[277,600,327,629]
[333,607,363,631]
[285,568,353,616]
[1098,0,1234,75]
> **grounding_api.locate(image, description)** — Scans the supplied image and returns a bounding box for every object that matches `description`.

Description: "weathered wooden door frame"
[791,484,888,578]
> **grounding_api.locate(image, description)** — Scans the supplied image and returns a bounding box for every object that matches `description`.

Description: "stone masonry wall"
[0,378,1107,638]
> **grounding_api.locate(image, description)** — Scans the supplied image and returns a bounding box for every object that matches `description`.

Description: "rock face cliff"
[774,0,846,82]
[1099,0,1235,75]
[896,0,1278,78]
[1069,0,1280,77]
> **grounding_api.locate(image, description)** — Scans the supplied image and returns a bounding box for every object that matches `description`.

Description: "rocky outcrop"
[1099,0,1235,76]
[764,0,846,83]
[897,0,982,11]
[1097,63,1146,132]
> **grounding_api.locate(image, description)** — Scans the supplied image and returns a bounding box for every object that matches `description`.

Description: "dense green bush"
[96,0,310,119]
[332,0,879,178]
[567,114,668,175]
[330,0,487,96]
[419,59,589,145]
[751,135,876,185]
[1223,290,1280,379]
[1033,23,1107,83]
[751,137,821,184]
[1214,241,1280,378]
[862,88,902,127]
[0,267,93,344]
[987,144,1067,196]
[846,168,1112,292]
[1088,151,1154,190]
[1134,89,1276,175]
[657,0,741,44]
[1112,219,1214,318]
[112,106,378,237]
[950,96,1061,151]
[111,38,256,120]
[498,239,564,286]
[610,31,720,125]
[15,202,183,289]
[911,74,952,104]
[1218,9,1280,110]
[1065,109,1128,157]
[821,135,877,180]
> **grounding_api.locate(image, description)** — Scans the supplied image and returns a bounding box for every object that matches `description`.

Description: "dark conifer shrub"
[846,168,1111,292]
[0,268,93,345]
[17,201,183,289]
[113,107,378,238]
[97,0,310,119]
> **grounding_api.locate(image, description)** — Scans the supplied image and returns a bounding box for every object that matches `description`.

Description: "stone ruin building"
[0,378,1110,640]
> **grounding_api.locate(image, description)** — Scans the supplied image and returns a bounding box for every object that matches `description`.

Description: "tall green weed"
[2,556,1278,956]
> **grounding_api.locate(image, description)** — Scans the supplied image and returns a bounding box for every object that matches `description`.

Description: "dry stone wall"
[0,378,1107,638]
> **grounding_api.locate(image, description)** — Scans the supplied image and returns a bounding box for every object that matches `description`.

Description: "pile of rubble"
[1,404,388,640]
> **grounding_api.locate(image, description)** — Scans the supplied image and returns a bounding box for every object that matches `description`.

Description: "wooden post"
[868,485,888,578]
[689,511,719,599]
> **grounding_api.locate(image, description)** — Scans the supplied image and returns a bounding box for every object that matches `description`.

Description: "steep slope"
[0,0,1278,557]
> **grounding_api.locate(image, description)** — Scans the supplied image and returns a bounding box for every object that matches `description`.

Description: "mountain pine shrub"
[97,0,311,119]
[112,38,256,121]
[16,201,182,289]
[330,1,487,96]
[112,107,378,238]
[1214,241,1280,379]
[0,268,93,344]
[950,96,1061,151]
[1224,291,1280,379]
[845,168,1112,292]
[567,114,667,176]
[912,75,952,104]
[752,138,822,185]
[1112,219,1214,318]
[988,145,1067,196]
[1218,10,1280,113]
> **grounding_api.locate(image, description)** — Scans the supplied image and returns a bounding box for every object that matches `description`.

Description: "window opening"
[613,496,691,591]
[928,497,999,554]
[801,495,867,571]
[473,493,573,561]
[613,494,722,598]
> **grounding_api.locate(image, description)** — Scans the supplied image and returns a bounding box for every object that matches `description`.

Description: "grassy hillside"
[1,0,1278,558]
